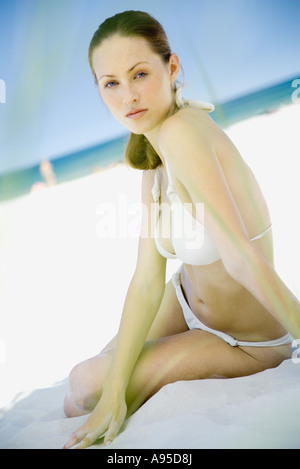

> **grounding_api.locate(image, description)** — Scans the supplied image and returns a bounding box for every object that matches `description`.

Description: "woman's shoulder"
[158,105,219,157]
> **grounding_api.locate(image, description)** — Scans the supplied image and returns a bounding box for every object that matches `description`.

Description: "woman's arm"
[64,170,167,449]
[109,170,166,387]
[159,113,300,339]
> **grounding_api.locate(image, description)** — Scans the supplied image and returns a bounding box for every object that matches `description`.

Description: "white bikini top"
[151,89,272,266]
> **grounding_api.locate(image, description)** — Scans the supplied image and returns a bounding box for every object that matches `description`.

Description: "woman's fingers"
[74,433,97,449]
[64,411,113,449]
[104,418,121,446]
[104,401,127,446]
[64,394,127,448]
[63,427,88,449]
[64,426,104,450]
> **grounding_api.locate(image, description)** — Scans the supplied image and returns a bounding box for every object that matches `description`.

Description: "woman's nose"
[122,85,138,106]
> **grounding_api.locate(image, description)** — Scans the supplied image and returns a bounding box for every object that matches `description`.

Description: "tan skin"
[63,34,300,449]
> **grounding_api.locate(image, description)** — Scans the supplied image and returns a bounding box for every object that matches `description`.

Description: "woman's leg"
[64,278,188,416]
[64,326,290,418]
[64,280,290,418]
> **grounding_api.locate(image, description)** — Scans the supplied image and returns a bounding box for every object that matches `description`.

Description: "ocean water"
[0,75,299,202]
[211,75,300,127]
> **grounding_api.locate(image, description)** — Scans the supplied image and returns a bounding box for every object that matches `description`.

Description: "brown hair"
[88,10,175,170]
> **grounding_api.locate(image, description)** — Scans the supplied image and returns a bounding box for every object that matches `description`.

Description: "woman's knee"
[63,392,90,418]
[65,358,104,416]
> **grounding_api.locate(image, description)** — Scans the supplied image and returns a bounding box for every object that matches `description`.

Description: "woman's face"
[91,34,180,135]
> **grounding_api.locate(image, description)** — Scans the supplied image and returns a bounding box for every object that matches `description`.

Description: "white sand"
[0,103,300,449]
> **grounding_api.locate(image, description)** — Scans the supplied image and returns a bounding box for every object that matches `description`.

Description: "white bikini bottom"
[172,267,294,348]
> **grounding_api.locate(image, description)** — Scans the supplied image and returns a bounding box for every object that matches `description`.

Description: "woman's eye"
[135,72,147,79]
[105,81,118,88]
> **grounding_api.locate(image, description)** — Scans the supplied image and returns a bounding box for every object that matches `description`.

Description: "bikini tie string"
[175,86,215,113]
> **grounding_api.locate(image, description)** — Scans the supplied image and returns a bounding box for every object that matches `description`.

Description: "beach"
[0,102,300,449]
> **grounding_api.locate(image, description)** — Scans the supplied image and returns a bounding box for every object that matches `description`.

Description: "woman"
[63,10,300,449]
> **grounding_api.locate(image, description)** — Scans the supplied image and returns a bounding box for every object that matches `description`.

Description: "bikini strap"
[164,161,177,203]
[151,168,160,202]
[250,224,272,241]
[175,87,215,113]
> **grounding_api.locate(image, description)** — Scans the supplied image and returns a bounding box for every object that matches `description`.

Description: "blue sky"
[0,0,300,174]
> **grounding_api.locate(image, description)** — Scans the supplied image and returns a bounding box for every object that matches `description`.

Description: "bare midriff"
[180,235,288,342]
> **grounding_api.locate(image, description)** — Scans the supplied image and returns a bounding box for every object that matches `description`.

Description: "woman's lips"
[126,109,148,119]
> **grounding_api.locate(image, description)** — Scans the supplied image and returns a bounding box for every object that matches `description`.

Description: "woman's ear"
[169,53,181,83]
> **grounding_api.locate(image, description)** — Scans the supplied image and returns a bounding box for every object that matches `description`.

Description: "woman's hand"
[63,387,127,449]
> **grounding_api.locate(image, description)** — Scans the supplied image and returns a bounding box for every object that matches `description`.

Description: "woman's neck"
[144,99,178,162]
